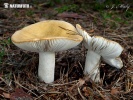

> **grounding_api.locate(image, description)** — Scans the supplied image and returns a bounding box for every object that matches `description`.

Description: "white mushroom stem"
[76,24,101,82]
[84,50,101,82]
[38,52,55,83]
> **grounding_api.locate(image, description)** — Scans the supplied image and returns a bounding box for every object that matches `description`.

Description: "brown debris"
[10,88,33,100]
[57,12,85,19]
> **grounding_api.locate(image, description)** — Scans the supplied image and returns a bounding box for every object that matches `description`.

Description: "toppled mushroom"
[11,20,83,83]
[76,24,123,82]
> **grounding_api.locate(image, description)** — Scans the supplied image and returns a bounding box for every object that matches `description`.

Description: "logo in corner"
[4,3,9,8]
[4,3,32,8]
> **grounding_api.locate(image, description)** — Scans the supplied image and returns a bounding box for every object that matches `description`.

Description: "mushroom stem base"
[38,52,55,83]
[84,50,101,82]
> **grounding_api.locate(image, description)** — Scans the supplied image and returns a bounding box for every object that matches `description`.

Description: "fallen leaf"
[82,87,90,96]
[10,88,33,100]
[104,94,112,100]
[111,88,120,95]
[77,78,85,87]
[57,12,85,19]
[3,92,10,99]
[89,29,94,33]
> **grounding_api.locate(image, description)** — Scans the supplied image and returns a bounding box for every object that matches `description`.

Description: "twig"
[105,34,133,38]
[15,81,38,97]
[34,94,47,100]
[35,91,61,100]
[112,77,121,88]
[78,61,84,71]
[44,91,61,94]
[49,80,78,86]
[78,88,86,100]
[56,54,66,62]
[94,87,105,100]
[110,93,120,100]
[101,72,105,86]
[67,92,76,100]
[0,77,8,86]
[0,77,12,89]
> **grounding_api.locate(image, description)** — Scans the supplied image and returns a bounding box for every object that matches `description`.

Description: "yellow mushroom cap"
[11,20,83,52]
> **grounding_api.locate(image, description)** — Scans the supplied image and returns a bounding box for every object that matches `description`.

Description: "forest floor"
[0,1,133,100]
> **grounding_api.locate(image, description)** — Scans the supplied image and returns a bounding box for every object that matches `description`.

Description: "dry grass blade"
[78,88,86,100]
[67,92,77,100]
[94,87,105,100]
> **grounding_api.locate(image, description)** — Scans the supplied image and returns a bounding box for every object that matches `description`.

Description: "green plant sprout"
[0,38,11,64]
[55,4,79,13]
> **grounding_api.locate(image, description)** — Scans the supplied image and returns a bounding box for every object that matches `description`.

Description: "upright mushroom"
[11,20,83,83]
[76,24,123,82]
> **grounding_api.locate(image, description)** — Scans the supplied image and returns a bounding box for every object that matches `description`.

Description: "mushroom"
[76,24,123,82]
[11,20,83,83]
